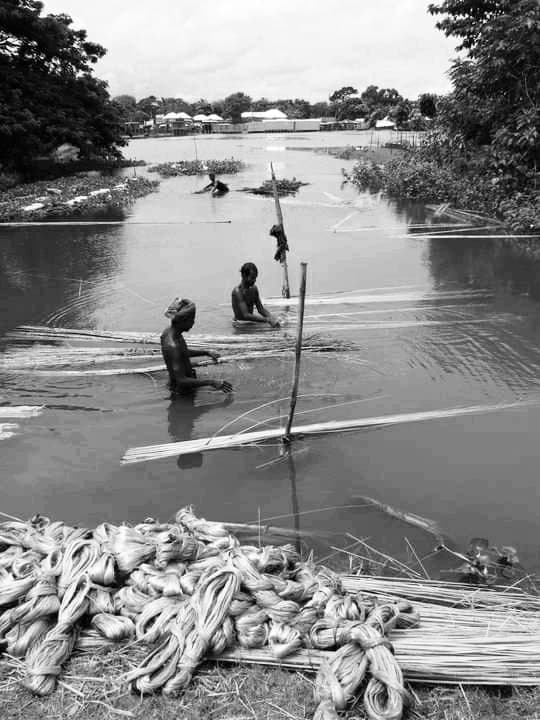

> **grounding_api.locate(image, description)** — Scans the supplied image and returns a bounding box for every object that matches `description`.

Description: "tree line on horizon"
[112,87,439,132]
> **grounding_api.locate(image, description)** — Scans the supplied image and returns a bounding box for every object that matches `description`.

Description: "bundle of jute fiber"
[0,508,416,720]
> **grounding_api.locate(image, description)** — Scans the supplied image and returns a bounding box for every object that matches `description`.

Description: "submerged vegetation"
[349,0,540,233]
[147,159,245,177]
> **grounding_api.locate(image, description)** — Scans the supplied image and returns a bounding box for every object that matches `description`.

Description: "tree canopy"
[222,91,252,124]
[429,0,540,185]
[0,0,125,173]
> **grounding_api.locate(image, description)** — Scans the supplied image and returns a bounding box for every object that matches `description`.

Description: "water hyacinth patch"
[238,178,309,197]
[147,159,246,177]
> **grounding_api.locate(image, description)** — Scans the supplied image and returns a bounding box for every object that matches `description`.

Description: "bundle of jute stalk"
[0,508,418,720]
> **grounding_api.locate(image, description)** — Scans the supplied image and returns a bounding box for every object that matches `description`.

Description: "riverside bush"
[349,154,540,233]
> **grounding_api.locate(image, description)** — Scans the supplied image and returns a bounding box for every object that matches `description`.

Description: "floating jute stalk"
[121,398,539,463]
[0,406,44,419]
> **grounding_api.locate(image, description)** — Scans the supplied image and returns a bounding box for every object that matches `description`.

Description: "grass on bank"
[2,647,540,720]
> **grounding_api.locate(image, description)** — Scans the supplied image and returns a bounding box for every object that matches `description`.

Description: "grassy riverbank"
[2,653,539,720]
[0,173,159,222]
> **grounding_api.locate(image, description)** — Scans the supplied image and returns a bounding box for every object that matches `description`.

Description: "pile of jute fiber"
[2,508,540,719]
[0,508,418,720]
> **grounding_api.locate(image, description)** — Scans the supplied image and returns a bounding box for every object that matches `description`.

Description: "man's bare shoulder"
[161,326,186,346]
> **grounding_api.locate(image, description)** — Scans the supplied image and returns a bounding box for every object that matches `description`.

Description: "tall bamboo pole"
[270,162,290,299]
[284,262,307,441]
[286,448,302,553]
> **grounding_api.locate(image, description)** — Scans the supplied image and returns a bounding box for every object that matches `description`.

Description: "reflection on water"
[0,224,125,334]
[427,234,540,299]
[167,392,234,469]
[1,132,540,571]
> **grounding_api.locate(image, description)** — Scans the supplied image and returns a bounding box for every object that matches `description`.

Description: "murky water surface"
[1,131,540,571]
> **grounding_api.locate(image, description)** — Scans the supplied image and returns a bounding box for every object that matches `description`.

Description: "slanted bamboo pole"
[270,162,290,299]
[284,262,307,441]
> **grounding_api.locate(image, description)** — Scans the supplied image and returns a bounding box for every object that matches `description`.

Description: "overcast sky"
[41,0,458,103]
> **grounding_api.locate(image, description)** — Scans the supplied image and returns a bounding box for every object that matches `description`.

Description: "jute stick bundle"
[121,399,537,464]
[264,288,492,307]
[0,406,43,419]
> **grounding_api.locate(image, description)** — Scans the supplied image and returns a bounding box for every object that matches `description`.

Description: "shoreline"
[0,173,159,223]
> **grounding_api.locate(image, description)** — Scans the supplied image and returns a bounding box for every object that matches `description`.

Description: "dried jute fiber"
[312,602,417,720]
[0,507,417,720]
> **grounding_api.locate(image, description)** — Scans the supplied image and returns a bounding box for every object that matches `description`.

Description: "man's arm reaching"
[188,349,220,362]
[232,287,279,326]
[254,289,280,327]
[162,334,231,392]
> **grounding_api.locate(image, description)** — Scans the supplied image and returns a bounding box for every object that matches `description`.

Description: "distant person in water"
[160,298,232,394]
[196,173,229,196]
[231,262,280,327]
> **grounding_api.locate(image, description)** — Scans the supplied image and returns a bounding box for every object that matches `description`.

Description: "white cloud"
[41,0,456,101]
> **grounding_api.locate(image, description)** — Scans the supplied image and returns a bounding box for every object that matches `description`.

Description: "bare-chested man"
[231,262,280,327]
[196,173,229,196]
[160,298,232,394]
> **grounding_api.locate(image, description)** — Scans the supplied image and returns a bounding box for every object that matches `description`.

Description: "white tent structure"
[375,117,396,130]
[207,113,223,122]
[193,114,209,122]
[163,111,193,120]
[241,109,287,120]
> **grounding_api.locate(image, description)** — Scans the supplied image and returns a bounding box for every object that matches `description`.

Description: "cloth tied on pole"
[269,224,289,262]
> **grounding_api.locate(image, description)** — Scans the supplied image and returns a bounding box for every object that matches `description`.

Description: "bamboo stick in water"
[284,262,307,440]
[270,162,290,299]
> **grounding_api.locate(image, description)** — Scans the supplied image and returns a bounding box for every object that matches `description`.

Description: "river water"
[1,131,540,573]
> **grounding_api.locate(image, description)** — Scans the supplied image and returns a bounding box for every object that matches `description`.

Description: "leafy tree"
[113,94,137,110]
[112,94,137,123]
[223,91,252,123]
[310,101,331,118]
[329,86,357,104]
[329,85,358,120]
[190,98,212,115]
[275,98,312,119]
[252,97,271,112]
[418,93,438,119]
[361,85,403,111]
[137,95,161,118]
[211,100,224,117]
[0,0,125,173]
[389,100,412,127]
[428,0,540,186]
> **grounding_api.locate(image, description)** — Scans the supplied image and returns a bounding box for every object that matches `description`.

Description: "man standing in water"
[231,262,280,327]
[196,172,229,196]
[160,298,232,394]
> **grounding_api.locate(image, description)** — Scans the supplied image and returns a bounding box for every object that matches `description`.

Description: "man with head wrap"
[160,298,233,394]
